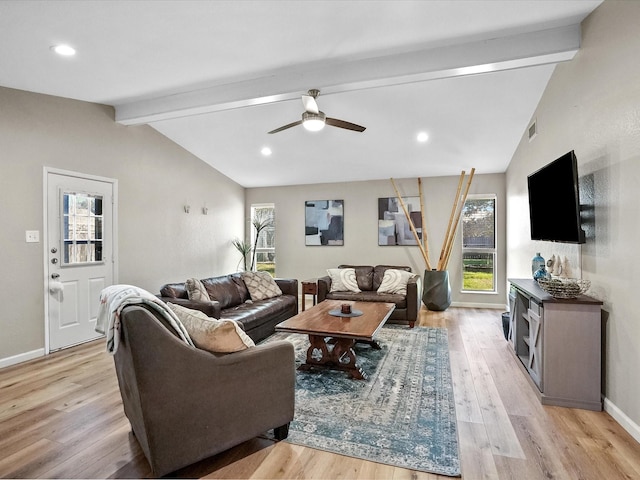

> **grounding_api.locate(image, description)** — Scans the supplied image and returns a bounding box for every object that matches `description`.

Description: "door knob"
[51,258,58,264]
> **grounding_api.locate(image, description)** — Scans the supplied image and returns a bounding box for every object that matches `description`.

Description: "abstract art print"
[305,200,344,246]
[378,196,422,246]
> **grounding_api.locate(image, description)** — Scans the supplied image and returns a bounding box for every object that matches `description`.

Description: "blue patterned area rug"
[264,325,461,477]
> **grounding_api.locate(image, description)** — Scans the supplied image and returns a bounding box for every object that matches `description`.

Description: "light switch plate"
[25,230,40,243]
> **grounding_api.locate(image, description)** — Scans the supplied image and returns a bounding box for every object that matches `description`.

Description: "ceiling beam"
[115,24,580,126]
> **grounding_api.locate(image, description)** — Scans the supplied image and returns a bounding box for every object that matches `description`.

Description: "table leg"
[299,335,367,379]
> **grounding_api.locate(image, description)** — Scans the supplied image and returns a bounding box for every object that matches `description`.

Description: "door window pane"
[61,191,104,265]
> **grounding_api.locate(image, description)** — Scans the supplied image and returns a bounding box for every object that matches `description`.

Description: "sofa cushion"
[220,294,297,343]
[230,273,251,301]
[327,268,361,293]
[185,278,209,301]
[167,303,254,353]
[337,265,374,291]
[377,269,416,295]
[373,265,412,290]
[324,290,407,309]
[202,275,245,309]
[241,271,282,301]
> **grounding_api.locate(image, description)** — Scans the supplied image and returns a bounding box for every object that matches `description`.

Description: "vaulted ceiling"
[0,0,603,187]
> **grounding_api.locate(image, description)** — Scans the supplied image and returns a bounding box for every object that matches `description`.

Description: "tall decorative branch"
[441,168,475,270]
[437,171,466,271]
[391,178,432,270]
[418,177,430,268]
[391,168,475,272]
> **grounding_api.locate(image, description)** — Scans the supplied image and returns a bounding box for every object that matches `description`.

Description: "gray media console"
[508,278,603,411]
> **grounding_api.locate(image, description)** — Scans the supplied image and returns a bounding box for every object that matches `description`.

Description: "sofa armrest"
[275,278,297,297]
[157,297,222,318]
[275,278,299,312]
[406,274,422,322]
[317,275,331,302]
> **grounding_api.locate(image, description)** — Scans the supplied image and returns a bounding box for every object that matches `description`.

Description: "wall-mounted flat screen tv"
[527,150,586,244]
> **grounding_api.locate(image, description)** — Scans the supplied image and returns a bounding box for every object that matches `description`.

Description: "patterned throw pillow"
[327,268,361,293]
[167,303,254,353]
[185,277,209,301]
[240,271,282,301]
[377,269,416,295]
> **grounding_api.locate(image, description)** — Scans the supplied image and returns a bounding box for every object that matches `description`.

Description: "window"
[251,204,275,276]
[62,191,104,265]
[461,195,496,292]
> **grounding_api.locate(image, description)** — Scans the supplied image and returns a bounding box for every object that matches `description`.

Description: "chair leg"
[274,423,290,440]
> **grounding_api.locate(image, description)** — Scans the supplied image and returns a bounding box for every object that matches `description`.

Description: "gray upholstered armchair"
[113,304,295,477]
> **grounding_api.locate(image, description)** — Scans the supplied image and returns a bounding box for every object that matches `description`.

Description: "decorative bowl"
[537,278,591,299]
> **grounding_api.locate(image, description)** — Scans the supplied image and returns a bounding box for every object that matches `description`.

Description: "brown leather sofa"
[114,304,295,477]
[158,273,298,343]
[317,265,421,327]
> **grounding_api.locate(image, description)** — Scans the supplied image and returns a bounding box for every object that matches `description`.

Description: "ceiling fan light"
[303,118,325,132]
[302,111,326,132]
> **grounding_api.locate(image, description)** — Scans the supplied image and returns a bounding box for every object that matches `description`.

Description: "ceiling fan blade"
[326,117,366,132]
[268,120,302,134]
[301,95,319,114]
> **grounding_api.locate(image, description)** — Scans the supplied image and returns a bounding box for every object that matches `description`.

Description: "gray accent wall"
[506,0,640,440]
[0,87,244,362]
[246,173,506,309]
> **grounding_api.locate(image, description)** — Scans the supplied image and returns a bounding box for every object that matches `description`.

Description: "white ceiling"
[0,0,603,187]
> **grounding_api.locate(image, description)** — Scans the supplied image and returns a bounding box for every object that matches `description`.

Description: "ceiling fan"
[268,89,366,134]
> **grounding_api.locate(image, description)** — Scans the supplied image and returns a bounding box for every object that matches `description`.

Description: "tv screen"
[527,151,585,244]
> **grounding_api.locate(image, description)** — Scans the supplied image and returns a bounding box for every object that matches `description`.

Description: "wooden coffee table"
[275,300,395,379]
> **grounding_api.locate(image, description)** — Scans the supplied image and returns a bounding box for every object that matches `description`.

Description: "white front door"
[46,170,116,351]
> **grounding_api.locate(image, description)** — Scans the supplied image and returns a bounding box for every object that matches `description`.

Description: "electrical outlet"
[25,230,40,243]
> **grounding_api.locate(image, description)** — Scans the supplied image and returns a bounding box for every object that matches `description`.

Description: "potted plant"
[232,239,252,272]
[232,209,274,272]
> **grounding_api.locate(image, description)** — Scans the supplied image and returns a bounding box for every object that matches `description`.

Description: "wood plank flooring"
[1,307,639,479]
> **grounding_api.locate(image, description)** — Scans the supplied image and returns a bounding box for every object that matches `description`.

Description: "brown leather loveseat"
[317,264,421,327]
[159,273,298,343]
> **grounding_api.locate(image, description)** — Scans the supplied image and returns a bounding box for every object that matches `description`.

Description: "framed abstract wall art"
[305,200,344,246]
[378,196,422,246]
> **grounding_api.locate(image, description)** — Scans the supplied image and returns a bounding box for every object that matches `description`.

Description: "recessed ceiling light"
[51,44,76,56]
[417,132,429,143]
[261,146,272,156]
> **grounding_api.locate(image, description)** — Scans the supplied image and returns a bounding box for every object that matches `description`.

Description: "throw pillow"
[241,271,282,301]
[327,268,361,293]
[377,269,415,295]
[167,303,254,353]
[185,277,209,302]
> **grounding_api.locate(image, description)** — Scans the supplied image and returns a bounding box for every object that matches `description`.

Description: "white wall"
[0,87,244,364]
[506,0,640,439]
[246,173,506,308]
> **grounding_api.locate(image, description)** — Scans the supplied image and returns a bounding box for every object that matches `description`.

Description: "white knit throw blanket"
[96,284,194,354]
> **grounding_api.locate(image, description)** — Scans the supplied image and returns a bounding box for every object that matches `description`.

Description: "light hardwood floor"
[1,307,639,479]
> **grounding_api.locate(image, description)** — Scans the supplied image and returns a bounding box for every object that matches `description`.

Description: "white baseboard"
[0,348,45,369]
[604,397,640,444]
[450,302,507,310]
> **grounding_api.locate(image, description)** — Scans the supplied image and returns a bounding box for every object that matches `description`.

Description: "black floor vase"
[422,270,451,311]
